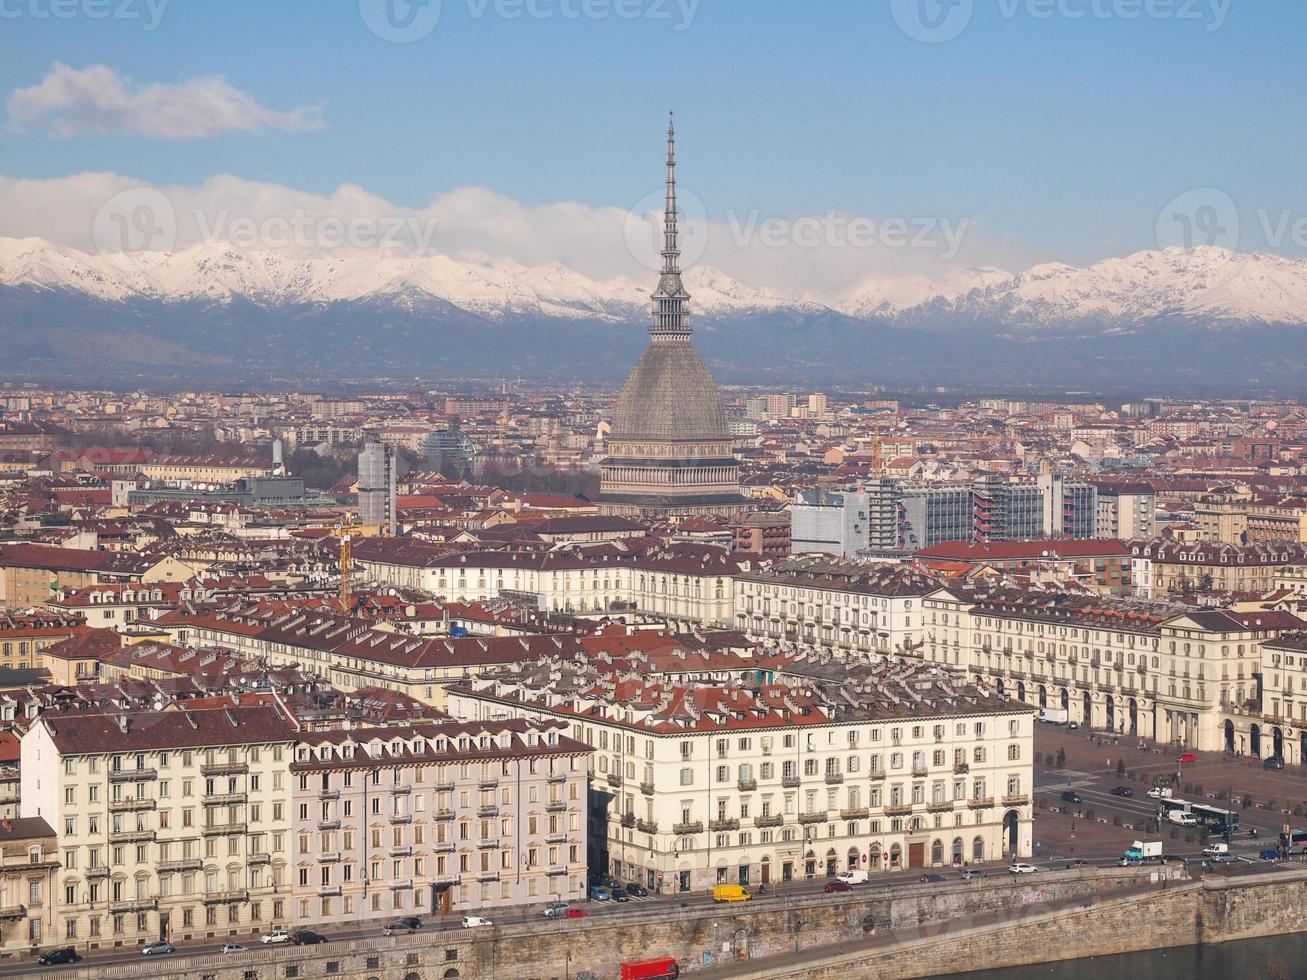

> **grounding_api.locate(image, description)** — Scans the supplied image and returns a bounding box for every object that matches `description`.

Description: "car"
[1009,863,1038,875]
[1060,791,1082,804]
[920,873,945,883]
[293,930,327,945]
[824,879,853,893]
[37,948,81,966]
[140,941,174,956]
[564,907,589,919]
[1177,753,1197,764]
[1260,848,1281,861]
[589,874,621,890]
[1068,721,1079,730]
[624,882,649,897]
[462,915,493,928]
[1210,853,1239,864]
[1118,856,1142,867]
[382,920,418,937]
[1064,859,1089,868]
[1147,786,1174,799]
[1263,756,1286,770]
[221,944,249,954]
[589,885,612,901]
[543,902,570,918]
[612,889,632,903]
[261,930,291,945]
[961,869,986,880]
[396,916,422,931]
[1111,786,1134,797]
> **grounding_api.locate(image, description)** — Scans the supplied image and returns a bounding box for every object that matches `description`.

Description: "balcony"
[435,809,455,822]
[201,761,248,777]
[753,814,783,829]
[839,807,870,821]
[709,818,740,832]
[672,820,703,835]
[434,781,455,794]
[390,845,413,858]
[391,785,412,796]
[780,775,800,789]
[109,829,156,845]
[433,872,460,886]
[110,898,157,914]
[249,852,271,866]
[477,805,499,818]
[389,878,413,891]
[1002,794,1030,807]
[547,773,567,784]
[318,789,340,801]
[476,871,500,883]
[545,801,567,813]
[317,885,341,897]
[797,811,827,825]
[109,798,156,813]
[968,797,996,810]
[203,792,247,807]
[639,782,655,796]
[824,772,844,785]
[435,841,456,853]
[883,804,913,817]
[320,852,342,863]
[317,819,341,831]
[389,813,412,824]
[202,890,248,905]
[546,833,568,844]
[619,812,636,829]
[108,767,157,783]
[867,770,886,781]
[477,839,499,850]
[478,778,499,790]
[605,773,622,788]
[953,763,970,775]
[86,866,111,879]
[202,822,247,837]
[636,818,658,835]
[926,800,955,813]
[0,906,24,920]
[545,867,567,877]
[911,766,930,778]
[737,777,757,792]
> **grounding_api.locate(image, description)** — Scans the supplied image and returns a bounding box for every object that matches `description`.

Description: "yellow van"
[712,884,751,903]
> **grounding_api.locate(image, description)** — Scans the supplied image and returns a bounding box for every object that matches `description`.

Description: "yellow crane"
[331,515,360,611]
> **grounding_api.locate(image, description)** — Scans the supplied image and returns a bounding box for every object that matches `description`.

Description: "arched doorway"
[972,836,985,863]
[760,856,771,885]
[952,837,964,866]
[804,850,815,878]
[931,839,943,865]
[1301,732,1307,766]
[825,848,837,877]
[1106,698,1115,732]
[997,678,1006,697]
[1274,727,1284,759]
[1224,720,1235,753]
[846,847,859,870]
[868,843,883,871]
[1251,724,1262,757]
[1038,685,1047,708]
[889,843,903,868]
[1002,811,1020,858]
[1017,681,1026,703]
[1129,698,1138,736]
[1060,689,1070,711]
[1083,692,1093,730]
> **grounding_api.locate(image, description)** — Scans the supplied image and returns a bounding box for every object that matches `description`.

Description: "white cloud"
[6,63,324,140]
[0,170,1028,297]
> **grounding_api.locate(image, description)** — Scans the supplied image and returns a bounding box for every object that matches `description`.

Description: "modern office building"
[357,441,397,534]
[790,490,870,557]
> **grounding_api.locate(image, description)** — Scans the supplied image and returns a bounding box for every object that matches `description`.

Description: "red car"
[824,879,853,893]
[1177,753,1197,764]
[564,908,589,919]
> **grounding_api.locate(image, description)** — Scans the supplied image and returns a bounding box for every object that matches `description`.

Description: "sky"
[1,0,1305,296]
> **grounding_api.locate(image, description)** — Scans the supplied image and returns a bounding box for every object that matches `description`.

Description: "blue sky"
[2,0,1305,290]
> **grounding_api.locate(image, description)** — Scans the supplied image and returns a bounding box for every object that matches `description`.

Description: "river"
[947,932,1307,980]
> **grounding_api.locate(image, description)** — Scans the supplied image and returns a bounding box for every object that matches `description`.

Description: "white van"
[835,869,869,885]
[1168,810,1198,826]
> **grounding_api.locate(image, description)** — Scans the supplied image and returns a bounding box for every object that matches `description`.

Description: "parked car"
[1147,786,1174,799]
[543,902,570,918]
[382,920,418,937]
[625,882,649,897]
[1009,863,1038,875]
[293,930,327,945]
[612,889,632,903]
[1263,756,1286,770]
[462,916,493,928]
[38,948,81,966]
[1064,859,1089,868]
[824,879,853,893]
[261,930,291,944]
[396,916,422,931]
[589,885,613,901]
[1061,791,1082,804]
[589,874,621,890]
[564,907,589,919]
[1118,857,1142,867]
[920,873,945,883]
[140,941,174,956]
[1210,853,1239,864]
[1111,786,1134,797]
[961,869,986,880]
[1260,848,1281,861]
[221,944,249,954]
[836,869,869,885]
[1177,753,1197,764]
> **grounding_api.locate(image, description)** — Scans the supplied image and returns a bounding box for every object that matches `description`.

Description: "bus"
[1190,803,1239,834]
[1285,830,1307,854]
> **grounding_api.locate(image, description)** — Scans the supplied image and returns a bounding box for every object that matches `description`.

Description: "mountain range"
[3,237,1307,388]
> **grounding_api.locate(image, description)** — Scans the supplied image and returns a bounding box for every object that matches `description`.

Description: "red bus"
[620,957,680,980]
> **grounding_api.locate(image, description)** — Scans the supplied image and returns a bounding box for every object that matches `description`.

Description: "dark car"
[824,879,853,893]
[38,947,81,966]
[396,916,422,931]
[293,930,327,945]
[1061,791,1082,804]
[625,882,649,897]
[1263,756,1286,770]
[589,873,621,890]
[612,889,632,903]
[1260,848,1281,860]
[920,873,945,883]
[1111,786,1134,797]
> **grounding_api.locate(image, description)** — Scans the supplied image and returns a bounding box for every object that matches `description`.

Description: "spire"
[651,112,691,337]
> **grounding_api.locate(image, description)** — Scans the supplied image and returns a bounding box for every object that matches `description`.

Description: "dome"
[610,336,729,443]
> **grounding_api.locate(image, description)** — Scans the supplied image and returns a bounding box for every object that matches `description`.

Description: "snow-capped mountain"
[834,266,1012,318]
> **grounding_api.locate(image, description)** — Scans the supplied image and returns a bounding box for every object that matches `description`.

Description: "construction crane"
[331,515,360,611]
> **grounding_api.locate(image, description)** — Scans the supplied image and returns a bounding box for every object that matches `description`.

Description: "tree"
[1056,747,1067,769]
[1117,759,1126,778]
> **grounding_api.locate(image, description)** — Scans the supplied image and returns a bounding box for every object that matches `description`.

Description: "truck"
[620,957,680,980]
[1038,707,1069,725]
[711,884,751,903]
[1123,840,1163,862]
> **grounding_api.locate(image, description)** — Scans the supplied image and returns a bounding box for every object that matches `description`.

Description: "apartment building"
[1130,540,1307,598]
[0,816,59,950]
[733,558,936,657]
[919,586,1303,752]
[20,706,297,948]
[448,663,1033,894]
[1093,482,1156,540]
[790,490,870,557]
[289,719,590,926]
[1228,633,1307,762]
